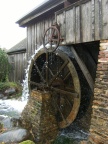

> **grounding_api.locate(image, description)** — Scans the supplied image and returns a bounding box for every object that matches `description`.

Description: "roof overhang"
[7,49,26,55]
[16,0,64,27]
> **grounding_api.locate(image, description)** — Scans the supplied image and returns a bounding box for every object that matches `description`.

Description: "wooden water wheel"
[28,47,81,128]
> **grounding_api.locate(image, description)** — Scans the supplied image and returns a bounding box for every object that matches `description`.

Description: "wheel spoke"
[52,97,68,124]
[28,81,46,88]
[46,52,48,84]
[63,96,72,108]
[45,41,49,46]
[51,87,78,98]
[49,60,69,86]
[50,28,55,39]
[65,86,74,91]
[48,67,54,77]
[49,41,52,49]
[63,71,71,81]
[52,38,59,42]
[33,60,46,83]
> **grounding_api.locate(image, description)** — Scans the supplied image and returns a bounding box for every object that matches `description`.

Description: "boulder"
[0,117,21,130]
[5,88,16,96]
[0,93,4,99]
[0,128,30,143]
[0,117,13,130]
[0,115,7,121]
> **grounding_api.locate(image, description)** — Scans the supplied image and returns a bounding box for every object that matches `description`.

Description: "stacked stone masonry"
[88,40,108,144]
[21,90,58,144]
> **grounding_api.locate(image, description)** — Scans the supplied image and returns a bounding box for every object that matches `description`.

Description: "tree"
[0,48,11,82]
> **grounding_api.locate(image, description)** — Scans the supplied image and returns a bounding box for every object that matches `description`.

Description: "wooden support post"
[71,46,94,92]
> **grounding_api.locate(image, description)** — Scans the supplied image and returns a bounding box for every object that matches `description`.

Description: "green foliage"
[0,82,18,91]
[0,48,11,82]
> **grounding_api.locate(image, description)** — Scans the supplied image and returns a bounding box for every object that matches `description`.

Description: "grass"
[0,82,22,98]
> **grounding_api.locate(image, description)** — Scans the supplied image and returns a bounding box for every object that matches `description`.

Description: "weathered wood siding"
[27,15,55,60]
[8,52,27,82]
[56,0,108,44]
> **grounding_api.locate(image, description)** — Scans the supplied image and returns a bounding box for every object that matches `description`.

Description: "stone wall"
[88,40,108,144]
[21,90,58,144]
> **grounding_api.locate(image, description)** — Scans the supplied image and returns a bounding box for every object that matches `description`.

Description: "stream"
[0,97,88,143]
[0,45,89,143]
[0,99,27,118]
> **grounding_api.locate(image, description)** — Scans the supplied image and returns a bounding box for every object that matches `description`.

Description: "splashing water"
[21,45,44,101]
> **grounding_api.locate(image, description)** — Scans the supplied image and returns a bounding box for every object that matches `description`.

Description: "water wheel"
[28,47,81,128]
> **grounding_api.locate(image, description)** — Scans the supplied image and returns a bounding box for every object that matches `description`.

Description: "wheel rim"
[28,47,81,128]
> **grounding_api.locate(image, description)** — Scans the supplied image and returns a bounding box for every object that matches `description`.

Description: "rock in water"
[0,93,4,99]
[0,128,30,143]
[0,117,21,130]
[5,88,16,95]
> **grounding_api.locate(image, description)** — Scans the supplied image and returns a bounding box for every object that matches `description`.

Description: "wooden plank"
[36,22,40,49]
[44,18,49,46]
[94,0,100,39]
[34,23,37,50]
[23,53,27,79]
[81,1,92,42]
[102,0,108,39]
[39,22,41,47]
[12,55,15,82]
[52,15,55,25]
[75,6,80,43]
[57,13,66,44]
[15,54,18,81]
[32,25,35,55]
[40,20,44,47]
[19,54,21,81]
[27,26,32,60]
[91,0,95,41]
[71,46,94,92]
[18,54,20,81]
[21,53,24,82]
[66,8,75,43]
[45,18,49,31]
[48,16,52,28]
[21,53,23,81]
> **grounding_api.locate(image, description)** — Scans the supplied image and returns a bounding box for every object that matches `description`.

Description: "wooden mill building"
[17,0,108,143]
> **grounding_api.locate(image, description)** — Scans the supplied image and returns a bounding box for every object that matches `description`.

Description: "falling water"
[22,45,44,101]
